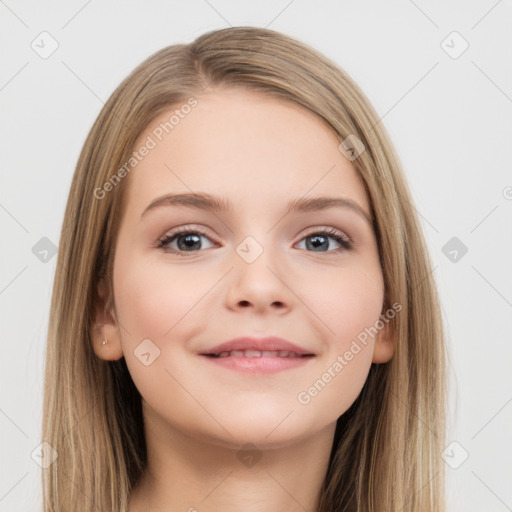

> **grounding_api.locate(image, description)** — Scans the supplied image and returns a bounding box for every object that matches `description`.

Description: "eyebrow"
[140,192,373,225]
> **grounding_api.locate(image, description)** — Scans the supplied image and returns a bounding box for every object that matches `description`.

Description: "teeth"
[215,349,304,358]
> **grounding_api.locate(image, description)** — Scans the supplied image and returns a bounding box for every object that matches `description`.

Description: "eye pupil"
[178,234,201,251]
[306,234,328,252]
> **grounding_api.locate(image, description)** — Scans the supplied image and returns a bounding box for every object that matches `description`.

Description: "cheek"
[112,256,208,412]
[114,256,206,341]
[112,255,219,396]
[296,267,383,416]
[311,265,384,348]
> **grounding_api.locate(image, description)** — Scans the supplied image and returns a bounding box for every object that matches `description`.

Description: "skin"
[92,86,395,512]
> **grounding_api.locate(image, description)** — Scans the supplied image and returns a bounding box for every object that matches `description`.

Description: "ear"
[91,277,124,361]
[372,316,396,364]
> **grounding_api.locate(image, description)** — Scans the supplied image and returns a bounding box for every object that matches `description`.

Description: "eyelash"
[157,226,353,256]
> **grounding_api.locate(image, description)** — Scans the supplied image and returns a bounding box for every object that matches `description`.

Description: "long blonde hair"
[42,26,446,511]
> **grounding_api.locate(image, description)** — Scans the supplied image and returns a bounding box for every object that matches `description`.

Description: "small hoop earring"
[101,339,108,345]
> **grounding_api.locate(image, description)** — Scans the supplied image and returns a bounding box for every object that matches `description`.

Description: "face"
[95,87,395,449]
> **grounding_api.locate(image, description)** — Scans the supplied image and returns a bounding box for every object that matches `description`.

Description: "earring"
[101,339,108,345]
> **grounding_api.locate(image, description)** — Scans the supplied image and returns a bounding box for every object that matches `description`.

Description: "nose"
[225,243,292,315]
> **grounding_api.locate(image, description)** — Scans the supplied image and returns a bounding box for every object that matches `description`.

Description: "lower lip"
[200,354,315,374]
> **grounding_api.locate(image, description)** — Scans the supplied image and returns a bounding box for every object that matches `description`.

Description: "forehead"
[123,87,369,218]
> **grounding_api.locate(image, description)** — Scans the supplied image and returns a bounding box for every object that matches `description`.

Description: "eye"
[157,226,353,256]
[157,227,216,255]
[296,228,353,253]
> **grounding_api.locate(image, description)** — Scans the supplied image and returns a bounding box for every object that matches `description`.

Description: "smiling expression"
[100,86,393,448]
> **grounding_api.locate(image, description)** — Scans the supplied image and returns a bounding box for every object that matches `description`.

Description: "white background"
[1,1,511,510]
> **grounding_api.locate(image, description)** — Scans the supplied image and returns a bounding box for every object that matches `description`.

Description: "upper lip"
[199,336,315,356]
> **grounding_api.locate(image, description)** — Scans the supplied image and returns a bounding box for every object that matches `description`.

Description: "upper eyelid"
[301,225,351,241]
[161,225,214,240]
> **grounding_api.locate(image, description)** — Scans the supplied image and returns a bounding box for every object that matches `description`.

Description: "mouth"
[200,348,315,374]
[199,336,316,358]
[203,350,314,359]
[198,336,316,373]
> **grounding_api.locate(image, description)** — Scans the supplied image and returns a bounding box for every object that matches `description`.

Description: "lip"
[199,336,315,356]
[198,336,316,374]
[201,353,315,374]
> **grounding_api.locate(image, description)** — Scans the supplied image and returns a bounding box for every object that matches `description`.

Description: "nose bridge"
[227,233,289,311]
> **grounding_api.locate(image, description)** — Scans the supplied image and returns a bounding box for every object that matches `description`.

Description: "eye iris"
[177,233,201,251]
[306,234,329,252]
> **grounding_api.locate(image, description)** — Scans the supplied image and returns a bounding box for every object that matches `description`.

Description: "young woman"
[42,26,446,512]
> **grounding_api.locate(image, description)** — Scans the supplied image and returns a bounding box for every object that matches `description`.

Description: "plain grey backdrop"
[1,1,511,510]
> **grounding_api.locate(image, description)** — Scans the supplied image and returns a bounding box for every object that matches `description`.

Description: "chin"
[201,413,312,451]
